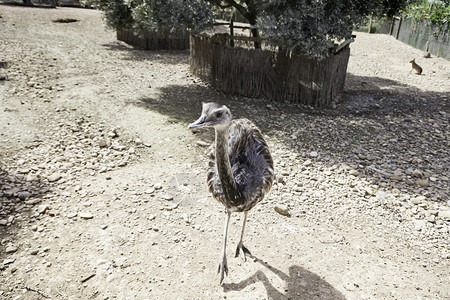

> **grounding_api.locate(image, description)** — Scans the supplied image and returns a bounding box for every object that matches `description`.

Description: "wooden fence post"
[395,16,403,39]
[230,17,234,48]
[368,15,373,33]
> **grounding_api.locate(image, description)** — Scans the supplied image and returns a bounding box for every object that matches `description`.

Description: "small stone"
[426,215,435,223]
[154,183,162,190]
[162,194,173,201]
[349,169,359,176]
[6,246,18,253]
[0,220,7,226]
[309,151,318,158]
[413,220,426,231]
[438,211,450,219]
[128,147,135,154]
[196,140,210,147]
[145,188,155,194]
[97,139,108,147]
[274,204,290,216]
[37,205,49,214]
[18,168,30,174]
[303,159,312,166]
[411,196,425,205]
[48,173,62,182]
[416,179,429,187]
[135,138,143,145]
[18,191,30,201]
[100,225,108,230]
[79,212,94,219]
[30,249,39,255]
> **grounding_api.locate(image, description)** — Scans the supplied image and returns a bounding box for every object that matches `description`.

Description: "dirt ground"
[0,5,449,300]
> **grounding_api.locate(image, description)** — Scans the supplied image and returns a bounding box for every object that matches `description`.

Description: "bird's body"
[189,103,274,284]
[207,118,273,212]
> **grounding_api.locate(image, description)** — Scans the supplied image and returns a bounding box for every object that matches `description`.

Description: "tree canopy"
[90,0,421,59]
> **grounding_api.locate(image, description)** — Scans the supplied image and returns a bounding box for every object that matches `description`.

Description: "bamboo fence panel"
[190,35,350,107]
[117,30,190,50]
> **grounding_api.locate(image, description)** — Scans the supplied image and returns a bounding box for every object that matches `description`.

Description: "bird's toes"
[235,244,252,261]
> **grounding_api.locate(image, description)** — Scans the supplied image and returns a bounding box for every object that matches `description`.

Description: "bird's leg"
[218,210,231,285]
[235,211,252,261]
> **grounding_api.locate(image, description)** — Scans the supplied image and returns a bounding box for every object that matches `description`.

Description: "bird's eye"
[216,112,223,118]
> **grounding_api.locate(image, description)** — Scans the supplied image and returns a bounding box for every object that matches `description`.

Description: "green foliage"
[132,0,214,35]
[87,0,214,35]
[86,0,134,31]
[404,0,450,36]
[257,0,382,59]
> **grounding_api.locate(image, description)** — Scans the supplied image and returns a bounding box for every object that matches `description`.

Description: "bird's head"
[188,102,232,130]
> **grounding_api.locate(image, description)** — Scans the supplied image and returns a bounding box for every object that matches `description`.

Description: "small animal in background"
[409,59,423,75]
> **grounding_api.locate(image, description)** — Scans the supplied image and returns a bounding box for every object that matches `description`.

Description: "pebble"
[274,204,290,216]
[162,194,173,201]
[37,204,49,214]
[438,210,450,219]
[154,183,162,190]
[79,212,94,219]
[48,173,62,182]
[309,151,318,158]
[416,179,429,187]
[6,246,18,254]
[197,140,210,147]
[413,220,426,231]
[97,139,108,147]
[303,159,312,166]
[145,188,155,194]
[17,191,30,200]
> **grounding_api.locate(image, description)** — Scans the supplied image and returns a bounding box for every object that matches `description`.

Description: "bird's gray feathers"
[207,118,274,212]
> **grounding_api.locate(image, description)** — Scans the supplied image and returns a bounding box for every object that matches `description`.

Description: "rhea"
[188,102,274,284]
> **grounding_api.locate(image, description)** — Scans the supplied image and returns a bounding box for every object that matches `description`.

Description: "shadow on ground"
[131,73,449,204]
[224,255,346,299]
[0,167,53,257]
[102,41,190,64]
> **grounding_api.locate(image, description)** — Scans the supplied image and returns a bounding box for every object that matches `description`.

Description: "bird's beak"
[188,116,206,129]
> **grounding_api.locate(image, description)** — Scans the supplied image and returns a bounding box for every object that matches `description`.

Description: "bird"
[188,102,274,285]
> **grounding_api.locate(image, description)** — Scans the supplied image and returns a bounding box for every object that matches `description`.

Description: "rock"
[162,194,173,201]
[309,151,318,158]
[145,188,155,194]
[97,139,108,148]
[79,212,93,219]
[413,220,426,231]
[410,196,425,205]
[48,173,62,182]
[17,191,30,201]
[37,204,49,214]
[438,210,450,219]
[349,169,359,176]
[17,168,30,174]
[416,179,429,187]
[197,140,210,147]
[135,138,143,145]
[154,183,162,190]
[426,215,435,223]
[128,147,135,154]
[30,249,39,255]
[0,220,7,226]
[5,246,18,253]
[303,159,312,166]
[274,204,290,216]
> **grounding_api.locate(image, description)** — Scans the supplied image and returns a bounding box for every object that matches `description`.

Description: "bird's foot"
[218,256,228,285]
[235,243,251,261]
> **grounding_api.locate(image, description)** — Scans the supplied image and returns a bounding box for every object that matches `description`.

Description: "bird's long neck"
[215,126,241,204]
